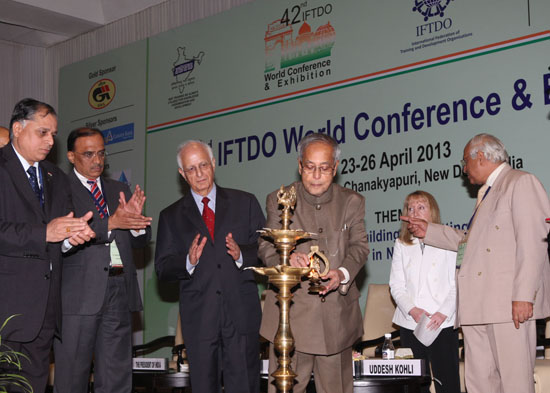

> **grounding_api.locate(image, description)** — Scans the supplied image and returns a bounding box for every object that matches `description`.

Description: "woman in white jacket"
[389,190,460,393]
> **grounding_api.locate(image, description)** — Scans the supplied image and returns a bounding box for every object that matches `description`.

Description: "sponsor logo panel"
[88,79,116,109]
[102,123,135,145]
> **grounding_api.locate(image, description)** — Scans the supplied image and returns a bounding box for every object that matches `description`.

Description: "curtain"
[0,0,252,126]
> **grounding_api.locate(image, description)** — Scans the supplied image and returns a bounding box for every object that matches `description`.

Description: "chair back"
[361,283,396,357]
[170,313,187,370]
[546,318,550,360]
[175,315,184,347]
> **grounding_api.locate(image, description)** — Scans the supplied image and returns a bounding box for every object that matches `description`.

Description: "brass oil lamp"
[247,186,329,392]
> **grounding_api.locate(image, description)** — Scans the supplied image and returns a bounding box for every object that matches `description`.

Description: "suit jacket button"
[44,274,50,280]
[318,228,323,233]
[495,225,499,230]
[104,267,108,271]
[217,264,221,269]
[486,248,490,252]
[316,204,321,210]
[478,272,482,276]
[216,290,221,295]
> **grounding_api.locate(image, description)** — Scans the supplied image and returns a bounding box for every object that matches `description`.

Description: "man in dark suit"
[155,140,265,393]
[0,98,95,392]
[53,127,152,393]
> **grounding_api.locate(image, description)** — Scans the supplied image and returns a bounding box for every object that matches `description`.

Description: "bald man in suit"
[404,133,550,393]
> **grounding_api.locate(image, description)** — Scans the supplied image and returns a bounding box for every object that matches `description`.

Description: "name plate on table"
[132,357,167,371]
[261,359,269,375]
[355,359,424,376]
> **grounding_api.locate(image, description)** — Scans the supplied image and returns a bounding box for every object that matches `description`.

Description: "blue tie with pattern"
[27,166,43,207]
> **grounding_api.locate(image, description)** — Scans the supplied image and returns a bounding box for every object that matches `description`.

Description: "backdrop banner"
[58,0,550,345]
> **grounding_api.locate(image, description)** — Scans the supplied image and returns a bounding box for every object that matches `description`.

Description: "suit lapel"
[40,163,54,219]
[69,170,98,216]
[183,192,210,240]
[4,145,45,219]
[476,164,511,214]
[469,164,511,233]
[410,239,423,285]
[101,177,119,242]
[101,177,119,213]
[487,164,511,197]
[214,186,228,241]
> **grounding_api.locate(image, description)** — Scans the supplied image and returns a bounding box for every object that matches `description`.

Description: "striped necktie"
[87,179,109,218]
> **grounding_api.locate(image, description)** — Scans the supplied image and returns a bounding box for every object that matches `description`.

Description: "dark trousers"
[2,280,57,393]
[184,299,260,393]
[53,275,132,393]
[400,326,460,393]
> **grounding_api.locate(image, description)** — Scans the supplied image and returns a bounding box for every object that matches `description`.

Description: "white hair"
[467,133,509,163]
[297,133,341,162]
[176,140,214,169]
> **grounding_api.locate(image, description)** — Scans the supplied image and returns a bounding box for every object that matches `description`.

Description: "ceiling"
[0,0,169,47]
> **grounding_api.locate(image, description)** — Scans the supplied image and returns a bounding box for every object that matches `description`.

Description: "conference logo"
[172,47,204,94]
[168,46,204,110]
[412,0,454,22]
[264,3,335,91]
[412,0,455,37]
[402,0,470,54]
[88,79,116,109]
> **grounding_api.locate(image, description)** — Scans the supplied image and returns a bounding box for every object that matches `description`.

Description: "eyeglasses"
[75,150,107,160]
[300,161,335,175]
[183,161,211,175]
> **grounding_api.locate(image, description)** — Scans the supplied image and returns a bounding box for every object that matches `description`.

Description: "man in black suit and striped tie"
[53,127,152,393]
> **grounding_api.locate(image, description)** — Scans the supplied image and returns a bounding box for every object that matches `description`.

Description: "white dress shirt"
[12,144,41,187]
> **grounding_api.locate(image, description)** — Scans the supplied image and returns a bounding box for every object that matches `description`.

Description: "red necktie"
[202,197,215,240]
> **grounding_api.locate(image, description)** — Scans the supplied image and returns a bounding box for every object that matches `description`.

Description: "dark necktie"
[87,180,109,218]
[466,185,491,230]
[27,166,43,207]
[202,196,215,240]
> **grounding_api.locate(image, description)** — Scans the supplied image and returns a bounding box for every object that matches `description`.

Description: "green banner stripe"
[147,35,549,134]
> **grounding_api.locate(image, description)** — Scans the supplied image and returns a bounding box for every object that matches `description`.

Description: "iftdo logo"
[412,0,454,37]
[413,0,454,21]
[88,79,116,109]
